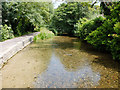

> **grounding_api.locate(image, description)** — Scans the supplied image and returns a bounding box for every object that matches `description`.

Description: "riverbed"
[1,36,119,88]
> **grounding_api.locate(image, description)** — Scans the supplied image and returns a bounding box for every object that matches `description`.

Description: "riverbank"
[0,32,40,69]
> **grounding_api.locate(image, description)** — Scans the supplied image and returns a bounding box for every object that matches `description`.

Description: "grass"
[33,27,54,41]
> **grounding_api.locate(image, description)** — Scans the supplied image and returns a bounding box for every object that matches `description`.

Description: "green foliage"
[2,2,54,36]
[86,19,115,50]
[49,27,58,36]
[107,22,120,60]
[109,37,120,60]
[85,19,120,60]
[114,22,120,34]
[87,5,100,19]
[75,16,105,39]
[33,27,54,41]
[75,2,120,60]
[109,2,120,21]
[34,26,41,32]
[0,24,14,41]
[100,2,120,21]
[50,2,97,35]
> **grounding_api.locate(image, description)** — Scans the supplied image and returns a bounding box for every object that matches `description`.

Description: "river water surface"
[2,36,119,88]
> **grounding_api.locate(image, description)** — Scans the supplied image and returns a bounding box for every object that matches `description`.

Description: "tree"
[2,2,54,36]
[50,2,90,35]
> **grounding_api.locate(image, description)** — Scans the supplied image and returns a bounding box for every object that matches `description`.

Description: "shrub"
[85,20,120,60]
[85,19,115,51]
[75,16,105,39]
[34,26,41,32]
[114,22,120,34]
[109,37,120,60]
[33,27,54,41]
[107,22,120,60]
[85,2,120,60]
[0,24,14,41]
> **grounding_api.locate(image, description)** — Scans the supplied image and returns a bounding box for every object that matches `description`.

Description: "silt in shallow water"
[2,36,119,88]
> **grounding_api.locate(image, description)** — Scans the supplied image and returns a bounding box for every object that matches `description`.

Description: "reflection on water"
[2,36,119,88]
[34,52,101,88]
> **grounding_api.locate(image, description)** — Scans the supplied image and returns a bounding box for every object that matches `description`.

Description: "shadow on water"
[34,36,118,71]
[31,36,118,72]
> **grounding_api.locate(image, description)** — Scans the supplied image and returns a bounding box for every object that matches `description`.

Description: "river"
[2,36,119,88]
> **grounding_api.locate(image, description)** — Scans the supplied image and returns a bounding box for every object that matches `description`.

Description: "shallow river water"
[2,36,119,88]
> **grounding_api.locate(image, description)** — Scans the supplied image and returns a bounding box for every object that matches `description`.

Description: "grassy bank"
[33,27,54,41]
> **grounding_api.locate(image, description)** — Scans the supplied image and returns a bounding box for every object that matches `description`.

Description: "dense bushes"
[75,16,105,39]
[75,16,120,60]
[75,11,119,60]
[86,20,120,60]
[74,1,120,60]
[109,36,120,60]
[86,19,115,49]
[0,24,14,41]
[86,2,120,60]
[33,27,54,41]
[107,22,120,60]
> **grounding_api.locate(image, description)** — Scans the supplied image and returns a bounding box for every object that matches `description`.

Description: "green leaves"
[75,16,105,39]
[33,27,54,41]
[114,22,120,34]
[50,2,91,35]
[2,2,54,36]
[85,18,120,60]
[0,24,14,41]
